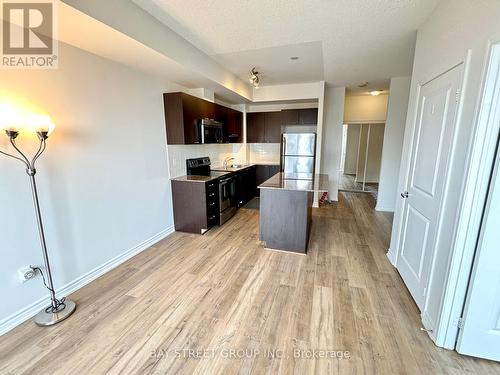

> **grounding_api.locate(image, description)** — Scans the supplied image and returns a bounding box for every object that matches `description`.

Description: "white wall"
[344,94,389,123]
[388,0,500,347]
[0,42,181,334]
[252,82,324,102]
[376,76,411,212]
[321,87,346,201]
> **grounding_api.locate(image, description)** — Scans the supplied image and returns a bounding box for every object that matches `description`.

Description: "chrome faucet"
[223,157,236,169]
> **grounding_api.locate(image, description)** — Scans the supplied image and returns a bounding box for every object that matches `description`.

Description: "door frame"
[435,41,500,349]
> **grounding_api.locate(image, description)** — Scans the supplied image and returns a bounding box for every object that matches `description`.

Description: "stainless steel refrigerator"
[281,133,316,180]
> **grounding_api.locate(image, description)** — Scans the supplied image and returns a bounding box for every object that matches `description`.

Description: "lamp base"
[34,299,76,327]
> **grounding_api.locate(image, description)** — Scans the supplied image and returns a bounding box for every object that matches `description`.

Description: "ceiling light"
[249,67,260,88]
[358,82,369,88]
[370,90,382,96]
[290,56,299,61]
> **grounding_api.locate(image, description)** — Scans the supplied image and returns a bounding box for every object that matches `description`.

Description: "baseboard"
[0,225,175,336]
[375,203,394,212]
[386,248,396,266]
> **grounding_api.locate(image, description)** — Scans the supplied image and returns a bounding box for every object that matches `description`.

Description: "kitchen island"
[258,173,329,254]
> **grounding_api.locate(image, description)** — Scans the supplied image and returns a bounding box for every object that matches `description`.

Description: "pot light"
[370,90,383,96]
[290,56,299,60]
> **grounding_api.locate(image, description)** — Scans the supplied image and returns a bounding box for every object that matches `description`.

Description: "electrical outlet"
[18,266,36,283]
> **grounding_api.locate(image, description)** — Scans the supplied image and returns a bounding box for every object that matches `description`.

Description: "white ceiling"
[133,0,440,91]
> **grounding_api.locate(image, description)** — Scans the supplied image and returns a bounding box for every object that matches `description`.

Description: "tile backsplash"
[167,143,281,178]
[167,143,246,178]
[248,143,280,164]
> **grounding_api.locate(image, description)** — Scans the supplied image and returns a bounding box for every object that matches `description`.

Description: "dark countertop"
[171,173,228,183]
[258,172,329,193]
[172,162,281,183]
[211,162,280,173]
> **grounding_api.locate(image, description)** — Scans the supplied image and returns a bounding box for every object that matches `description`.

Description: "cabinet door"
[163,93,185,145]
[227,109,242,143]
[255,165,269,186]
[268,165,280,178]
[299,108,318,125]
[281,109,299,125]
[247,112,266,143]
[245,166,257,202]
[264,111,282,143]
[215,104,229,142]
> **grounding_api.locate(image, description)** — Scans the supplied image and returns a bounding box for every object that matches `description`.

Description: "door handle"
[401,191,409,198]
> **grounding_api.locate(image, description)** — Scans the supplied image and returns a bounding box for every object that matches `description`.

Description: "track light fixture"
[249,67,260,88]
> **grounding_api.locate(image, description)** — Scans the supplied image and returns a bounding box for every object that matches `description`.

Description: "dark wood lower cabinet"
[171,179,219,234]
[234,166,257,206]
[260,189,313,253]
[255,165,281,196]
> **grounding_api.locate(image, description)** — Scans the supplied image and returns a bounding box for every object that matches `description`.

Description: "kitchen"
[167,91,328,254]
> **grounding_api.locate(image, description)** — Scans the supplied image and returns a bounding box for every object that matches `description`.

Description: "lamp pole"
[1,128,76,326]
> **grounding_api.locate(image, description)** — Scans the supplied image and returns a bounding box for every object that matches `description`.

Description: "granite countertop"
[171,175,222,183]
[258,173,329,193]
[211,162,280,172]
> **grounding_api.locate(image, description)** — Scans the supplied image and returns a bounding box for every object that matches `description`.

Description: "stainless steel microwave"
[197,118,223,144]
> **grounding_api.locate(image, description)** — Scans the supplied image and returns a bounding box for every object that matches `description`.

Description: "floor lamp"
[0,115,76,326]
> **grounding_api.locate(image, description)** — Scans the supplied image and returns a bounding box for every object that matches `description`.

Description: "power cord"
[30,266,67,313]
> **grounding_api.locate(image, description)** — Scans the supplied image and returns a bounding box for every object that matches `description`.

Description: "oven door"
[219,176,235,212]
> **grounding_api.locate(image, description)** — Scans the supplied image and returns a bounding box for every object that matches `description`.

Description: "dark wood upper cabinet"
[281,108,318,126]
[281,109,299,125]
[299,108,318,124]
[247,112,266,143]
[264,111,282,143]
[163,92,242,144]
[227,108,243,143]
[247,111,282,143]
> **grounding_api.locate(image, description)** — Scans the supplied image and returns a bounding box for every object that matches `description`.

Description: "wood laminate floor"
[339,174,378,198]
[1,193,499,374]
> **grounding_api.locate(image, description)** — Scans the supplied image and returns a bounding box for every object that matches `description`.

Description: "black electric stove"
[186,157,236,225]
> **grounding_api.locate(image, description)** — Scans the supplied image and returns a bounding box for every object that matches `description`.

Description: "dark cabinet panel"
[234,166,257,206]
[255,164,281,196]
[172,179,219,234]
[255,165,269,188]
[244,166,257,203]
[163,93,184,144]
[227,108,243,143]
[268,165,280,177]
[164,92,242,145]
[264,111,282,143]
[247,112,266,143]
[280,108,318,126]
[281,109,299,125]
[247,111,282,143]
[299,108,318,124]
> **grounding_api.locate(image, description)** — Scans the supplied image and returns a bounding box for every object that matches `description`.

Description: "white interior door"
[396,66,462,311]
[456,146,500,361]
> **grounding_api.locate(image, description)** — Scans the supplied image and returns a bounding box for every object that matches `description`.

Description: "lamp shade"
[0,101,23,132]
[26,114,55,136]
